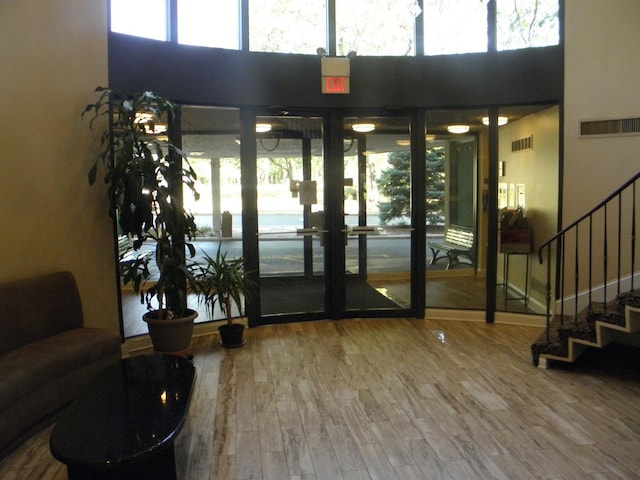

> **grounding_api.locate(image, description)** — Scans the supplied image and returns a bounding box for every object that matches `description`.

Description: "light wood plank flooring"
[2,318,640,479]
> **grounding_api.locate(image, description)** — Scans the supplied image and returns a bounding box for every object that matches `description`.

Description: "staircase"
[531,171,640,367]
[531,289,640,367]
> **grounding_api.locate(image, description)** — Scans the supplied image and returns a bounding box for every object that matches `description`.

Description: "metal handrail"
[538,171,640,342]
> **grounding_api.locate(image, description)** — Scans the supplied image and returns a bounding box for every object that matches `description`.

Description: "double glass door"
[254,113,415,323]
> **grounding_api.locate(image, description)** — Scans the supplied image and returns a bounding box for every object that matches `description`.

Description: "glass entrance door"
[254,113,415,323]
[256,115,327,318]
[343,116,413,313]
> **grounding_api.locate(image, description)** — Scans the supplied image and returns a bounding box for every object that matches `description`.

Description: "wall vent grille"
[580,117,640,137]
[512,135,533,152]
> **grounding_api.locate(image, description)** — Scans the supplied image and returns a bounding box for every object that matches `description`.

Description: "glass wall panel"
[178,0,240,49]
[111,0,168,41]
[423,0,488,55]
[249,0,326,54]
[336,0,420,56]
[182,106,243,321]
[425,109,485,311]
[120,105,242,337]
[497,0,560,51]
[496,105,559,315]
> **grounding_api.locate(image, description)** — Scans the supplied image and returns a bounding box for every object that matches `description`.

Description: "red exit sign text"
[322,76,350,94]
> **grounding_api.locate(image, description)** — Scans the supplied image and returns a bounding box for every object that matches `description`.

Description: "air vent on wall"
[580,117,640,137]
[512,135,533,152]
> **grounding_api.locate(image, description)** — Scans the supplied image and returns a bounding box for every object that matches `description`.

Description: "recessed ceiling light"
[352,123,375,133]
[482,116,509,126]
[447,124,470,134]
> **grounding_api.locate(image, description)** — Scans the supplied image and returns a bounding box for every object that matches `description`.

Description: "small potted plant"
[193,243,255,347]
[83,86,200,355]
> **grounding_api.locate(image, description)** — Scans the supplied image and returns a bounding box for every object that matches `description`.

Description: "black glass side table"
[50,354,195,480]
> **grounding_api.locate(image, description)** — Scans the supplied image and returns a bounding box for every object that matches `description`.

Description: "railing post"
[632,181,637,292]
[545,246,551,342]
[574,225,579,323]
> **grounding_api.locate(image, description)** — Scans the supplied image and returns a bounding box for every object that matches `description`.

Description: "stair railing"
[538,171,640,342]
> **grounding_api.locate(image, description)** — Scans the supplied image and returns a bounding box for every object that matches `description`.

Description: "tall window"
[249,0,326,54]
[497,0,559,51]
[110,0,560,55]
[336,0,420,56]
[178,0,240,49]
[423,0,488,55]
[110,0,168,41]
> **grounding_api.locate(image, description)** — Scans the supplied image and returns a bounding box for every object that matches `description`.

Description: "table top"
[50,354,195,467]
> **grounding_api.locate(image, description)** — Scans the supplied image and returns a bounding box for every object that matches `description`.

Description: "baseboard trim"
[425,308,545,327]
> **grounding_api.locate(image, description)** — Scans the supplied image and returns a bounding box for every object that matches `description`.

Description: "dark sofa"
[0,271,121,456]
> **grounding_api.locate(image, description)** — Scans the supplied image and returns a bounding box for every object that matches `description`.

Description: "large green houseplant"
[193,244,255,347]
[83,86,200,355]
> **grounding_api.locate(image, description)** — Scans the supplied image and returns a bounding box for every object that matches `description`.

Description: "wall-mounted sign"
[321,57,350,94]
[323,76,349,94]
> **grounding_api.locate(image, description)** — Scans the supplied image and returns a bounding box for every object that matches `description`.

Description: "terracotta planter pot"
[143,309,198,356]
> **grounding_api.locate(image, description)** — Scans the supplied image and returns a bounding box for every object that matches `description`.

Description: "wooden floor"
[2,318,640,479]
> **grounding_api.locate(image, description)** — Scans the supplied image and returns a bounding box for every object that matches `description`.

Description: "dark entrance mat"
[260,275,400,314]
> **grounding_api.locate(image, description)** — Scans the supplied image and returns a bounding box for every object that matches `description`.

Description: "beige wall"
[498,107,560,308]
[564,0,640,224]
[0,1,118,334]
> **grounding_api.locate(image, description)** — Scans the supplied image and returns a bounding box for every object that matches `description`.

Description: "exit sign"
[322,76,350,94]
[321,57,351,95]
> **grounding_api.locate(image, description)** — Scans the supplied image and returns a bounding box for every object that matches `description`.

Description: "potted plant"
[193,244,255,347]
[83,86,200,355]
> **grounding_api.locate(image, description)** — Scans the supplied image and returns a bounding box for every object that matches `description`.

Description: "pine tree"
[377,147,445,225]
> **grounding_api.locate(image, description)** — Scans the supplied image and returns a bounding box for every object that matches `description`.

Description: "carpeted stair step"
[531,288,640,367]
[531,315,569,365]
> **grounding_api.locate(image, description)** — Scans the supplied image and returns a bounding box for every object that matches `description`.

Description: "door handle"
[341,226,376,234]
[296,228,328,236]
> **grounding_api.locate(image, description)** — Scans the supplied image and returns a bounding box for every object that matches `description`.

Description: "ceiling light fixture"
[396,139,411,146]
[482,116,509,126]
[447,124,470,134]
[255,123,272,133]
[352,123,375,133]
